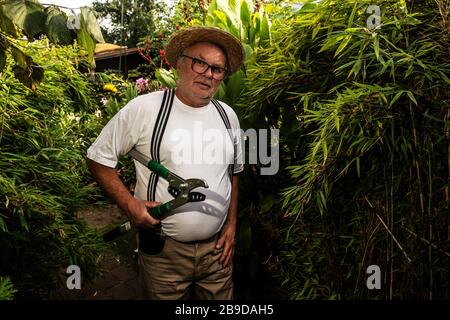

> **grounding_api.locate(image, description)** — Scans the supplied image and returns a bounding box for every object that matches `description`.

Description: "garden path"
[55,205,144,300]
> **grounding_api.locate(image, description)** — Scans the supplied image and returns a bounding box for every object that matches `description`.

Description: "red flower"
[160,49,165,57]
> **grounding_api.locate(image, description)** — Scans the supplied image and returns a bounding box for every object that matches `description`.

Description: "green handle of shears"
[147,160,169,179]
[149,202,172,218]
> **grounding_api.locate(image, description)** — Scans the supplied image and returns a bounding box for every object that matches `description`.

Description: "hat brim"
[166,27,244,74]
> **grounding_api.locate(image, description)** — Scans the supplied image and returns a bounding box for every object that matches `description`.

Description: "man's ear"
[176,56,184,70]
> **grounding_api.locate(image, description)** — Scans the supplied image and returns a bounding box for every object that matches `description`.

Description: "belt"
[167,233,219,245]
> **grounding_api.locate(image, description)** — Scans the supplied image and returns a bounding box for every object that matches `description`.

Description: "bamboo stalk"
[446,107,449,242]
[400,226,450,258]
[427,150,433,300]
[375,213,412,264]
[390,165,394,300]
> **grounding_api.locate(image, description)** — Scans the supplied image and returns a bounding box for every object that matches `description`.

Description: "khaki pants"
[138,234,233,300]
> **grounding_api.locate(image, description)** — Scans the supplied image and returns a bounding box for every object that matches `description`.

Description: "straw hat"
[166,26,244,74]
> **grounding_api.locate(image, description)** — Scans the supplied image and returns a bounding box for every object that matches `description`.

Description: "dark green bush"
[241,0,450,299]
[0,42,107,298]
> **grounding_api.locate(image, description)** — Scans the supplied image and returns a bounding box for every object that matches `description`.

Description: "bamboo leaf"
[389,90,404,107]
[17,208,29,232]
[312,25,320,40]
[335,34,352,57]
[319,190,327,209]
[322,139,328,162]
[334,114,340,133]
[373,36,380,60]
[406,90,418,105]
[312,140,321,158]
[319,34,345,53]
[349,59,361,78]
[347,2,358,27]
[315,193,324,215]
[355,157,360,178]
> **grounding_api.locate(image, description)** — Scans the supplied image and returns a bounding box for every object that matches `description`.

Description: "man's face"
[176,42,227,107]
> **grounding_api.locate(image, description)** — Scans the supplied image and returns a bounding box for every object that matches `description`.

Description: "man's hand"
[216,219,236,267]
[125,198,161,229]
[216,174,239,268]
[87,159,162,229]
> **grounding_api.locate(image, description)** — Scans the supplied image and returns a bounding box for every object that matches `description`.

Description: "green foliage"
[205,0,272,107]
[155,68,177,89]
[92,0,168,47]
[0,277,17,300]
[93,72,162,187]
[0,1,104,90]
[0,42,107,298]
[171,0,210,27]
[242,0,450,299]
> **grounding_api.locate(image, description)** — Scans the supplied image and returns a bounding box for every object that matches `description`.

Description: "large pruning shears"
[103,148,208,242]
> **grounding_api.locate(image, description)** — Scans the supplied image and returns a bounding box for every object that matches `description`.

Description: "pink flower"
[135,77,149,94]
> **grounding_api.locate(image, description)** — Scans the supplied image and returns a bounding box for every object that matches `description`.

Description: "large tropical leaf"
[1,0,46,38]
[13,63,44,91]
[0,5,17,36]
[10,45,44,90]
[76,20,95,66]
[155,68,177,89]
[80,7,105,43]
[44,6,73,45]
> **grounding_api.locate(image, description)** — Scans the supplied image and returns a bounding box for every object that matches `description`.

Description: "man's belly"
[161,208,226,242]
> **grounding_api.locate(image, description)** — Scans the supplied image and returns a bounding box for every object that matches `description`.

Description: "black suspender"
[211,99,235,179]
[147,89,175,201]
[146,91,235,201]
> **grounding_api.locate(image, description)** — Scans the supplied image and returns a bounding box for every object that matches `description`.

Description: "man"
[86,27,244,300]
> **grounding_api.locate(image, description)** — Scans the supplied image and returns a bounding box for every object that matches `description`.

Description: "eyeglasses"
[181,54,228,80]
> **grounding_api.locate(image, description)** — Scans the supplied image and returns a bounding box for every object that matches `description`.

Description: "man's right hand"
[86,159,162,230]
[125,198,162,229]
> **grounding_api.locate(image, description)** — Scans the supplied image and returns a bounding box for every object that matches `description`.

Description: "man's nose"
[204,66,214,78]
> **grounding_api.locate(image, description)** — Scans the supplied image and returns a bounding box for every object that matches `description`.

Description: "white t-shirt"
[87,90,243,242]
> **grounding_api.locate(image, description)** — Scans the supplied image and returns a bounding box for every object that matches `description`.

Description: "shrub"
[241,0,450,299]
[0,41,106,298]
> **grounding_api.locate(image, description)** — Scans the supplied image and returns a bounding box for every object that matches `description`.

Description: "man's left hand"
[216,220,236,267]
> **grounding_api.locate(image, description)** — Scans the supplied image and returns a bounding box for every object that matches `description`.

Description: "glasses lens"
[212,70,225,80]
[192,59,209,73]
[189,56,227,80]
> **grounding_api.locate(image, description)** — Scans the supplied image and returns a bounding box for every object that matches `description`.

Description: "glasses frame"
[181,54,228,80]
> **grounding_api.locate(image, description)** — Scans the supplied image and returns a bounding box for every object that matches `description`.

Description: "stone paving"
[54,204,144,300]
